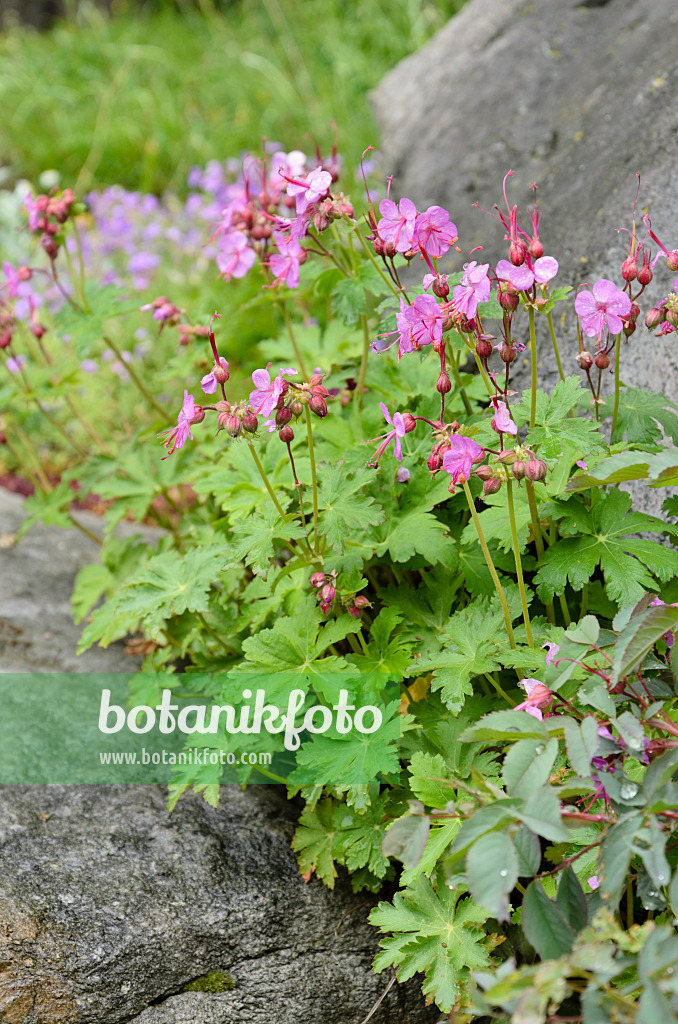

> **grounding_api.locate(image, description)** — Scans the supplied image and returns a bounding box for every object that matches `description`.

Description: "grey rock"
[372,0,678,518]
[0,785,434,1024]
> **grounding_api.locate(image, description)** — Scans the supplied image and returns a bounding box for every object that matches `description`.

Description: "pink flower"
[514,678,554,720]
[491,397,517,436]
[269,233,304,289]
[377,197,417,253]
[366,403,407,465]
[496,256,559,291]
[2,262,32,300]
[201,357,229,395]
[650,596,675,648]
[160,390,197,457]
[249,364,297,417]
[413,206,458,258]
[6,354,27,373]
[575,279,632,340]
[286,166,332,216]
[216,231,257,281]
[576,460,588,471]
[396,294,443,358]
[442,436,484,485]
[452,261,490,320]
[587,876,600,891]
[24,193,41,231]
[542,642,560,665]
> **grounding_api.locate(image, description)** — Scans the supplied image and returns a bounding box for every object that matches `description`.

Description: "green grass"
[0,0,464,194]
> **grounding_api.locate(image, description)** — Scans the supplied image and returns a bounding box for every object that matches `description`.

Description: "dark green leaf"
[521,881,576,959]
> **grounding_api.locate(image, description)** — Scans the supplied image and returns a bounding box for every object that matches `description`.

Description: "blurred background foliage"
[0,0,464,195]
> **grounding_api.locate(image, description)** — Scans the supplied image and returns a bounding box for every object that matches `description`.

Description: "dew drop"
[500,869,508,878]
[626,736,643,750]
[657,873,666,883]
[648,890,658,898]
[620,782,638,799]
[535,744,545,754]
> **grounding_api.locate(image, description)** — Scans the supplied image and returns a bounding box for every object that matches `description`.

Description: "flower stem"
[506,479,534,647]
[528,305,538,429]
[461,479,516,649]
[469,344,495,396]
[246,440,289,521]
[196,612,235,653]
[280,301,308,379]
[350,224,401,300]
[546,310,567,383]
[525,480,555,624]
[356,314,370,410]
[305,406,320,550]
[447,346,473,416]
[611,332,622,440]
[102,335,167,419]
[484,673,516,707]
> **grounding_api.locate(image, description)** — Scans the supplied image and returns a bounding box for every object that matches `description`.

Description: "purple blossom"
[491,397,517,436]
[249,364,297,417]
[6,354,27,373]
[575,279,632,340]
[650,596,675,647]
[588,876,600,891]
[413,206,458,258]
[442,436,484,485]
[396,466,411,483]
[377,197,417,253]
[496,256,558,291]
[514,678,553,720]
[452,261,491,320]
[395,294,443,358]
[80,359,99,374]
[201,357,229,395]
[286,166,332,216]
[542,642,560,665]
[366,403,407,465]
[216,231,257,281]
[2,262,33,300]
[269,233,304,289]
[160,390,196,457]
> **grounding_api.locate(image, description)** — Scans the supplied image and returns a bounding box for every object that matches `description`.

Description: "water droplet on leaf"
[620,782,638,799]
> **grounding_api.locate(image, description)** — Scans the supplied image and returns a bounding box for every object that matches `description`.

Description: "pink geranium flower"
[160,390,197,457]
[395,294,443,359]
[216,231,257,281]
[574,279,632,340]
[286,166,332,216]
[413,206,458,258]
[2,262,32,299]
[496,256,559,292]
[542,642,560,665]
[452,261,491,320]
[377,197,417,253]
[6,354,27,374]
[366,403,407,465]
[201,357,229,395]
[442,436,484,485]
[491,397,517,436]
[249,364,297,417]
[269,233,304,289]
[514,678,554,721]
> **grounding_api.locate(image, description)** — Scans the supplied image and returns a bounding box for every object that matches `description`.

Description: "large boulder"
[371,0,678,400]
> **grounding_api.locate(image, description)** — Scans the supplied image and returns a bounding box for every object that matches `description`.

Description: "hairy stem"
[528,305,538,429]
[448,345,473,416]
[305,406,320,550]
[506,479,534,647]
[546,309,567,383]
[525,480,555,624]
[280,301,308,379]
[103,335,167,419]
[356,314,370,410]
[246,440,289,521]
[611,332,622,440]
[461,479,516,649]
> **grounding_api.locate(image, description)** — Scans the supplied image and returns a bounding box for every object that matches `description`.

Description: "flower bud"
[348,604,363,618]
[275,406,293,426]
[212,360,229,384]
[309,373,324,386]
[223,413,241,436]
[512,460,526,480]
[396,466,410,483]
[500,343,516,364]
[243,411,259,433]
[496,449,517,465]
[623,319,636,337]
[628,302,640,322]
[499,287,519,312]
[509,240,527,266]
[441,315,455,333]
[637,261,652,287]
[432,275,449,299]
[310,572,326,588]
[576,350,593,370]
[524,458,547,482]
[476,338,493,360]
[289,399,304,417]
[437,370,452,394]
[41,233,58,259]
[668,307,678,328]
[279,424,294,443]
[427,451,443,473]
[621,255,638,281]
[594,351,610,370]
[645,307,664,330]
[666,250,678,272]
[384,240,396,259]
[309,393,328,417]
[312,384,330,398]
[401,412,417,433]
[215,400,230,412]
[320,583,336,603]
[354,595,371,609]
[0,331,12,348]
[484,478,502,495]
[528,236,544,260]
[474,465,494,481]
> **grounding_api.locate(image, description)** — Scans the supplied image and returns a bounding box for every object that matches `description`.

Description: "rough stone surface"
[0,785,434,1024]
[0,491,434,1024]
[371,0,678,401]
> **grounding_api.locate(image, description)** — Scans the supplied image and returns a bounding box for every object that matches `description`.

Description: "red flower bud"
[212,360,229,384]
[576,350,594,370]
[275,406,293,426]
[223,413,241,436]
[524,459,548,482]
[289,399,304,417]
[666,250,678,272]
[320,583,336,603]
[645,307,664,330]
[243,411,259,433]
[427,451,442,473]
[476,338,493,359]
[437,370,452,394]
[309,393,328,418]
[278,424,294,443]
[41,234,58,259]
[512,460,526,480]
[353,595,371,609]
[348,604,362,618]
[474,465,494,481]
[484,478,502,495]
[309,373,325,386]
[432,276,449,299]
[621,255,638,281]
[594,351,610,369]
[0,331,12,348]
[189,406,205,425]
[500,343,516,364]
[637,262,652,287]
[310,572,326,588]
[499,287,520,312]
[509,240,527,266]
[528,236,544,260]
[623,319,636,337]
[401,412,417,433]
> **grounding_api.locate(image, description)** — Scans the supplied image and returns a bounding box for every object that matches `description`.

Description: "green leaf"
[514,826,542,876]
[611,604,678,685]
[598,813,644,904]
[519,787,570,842]
[501,738,558,799]
[16,481,74,537]
[633,818,671,891]
[71,562,112,624]
[334,796,392,878]
[228,506,307,577]
[349,607,413,683]
[370,878,491,1013]
[331,278,366,325]
[609,386,678,446]
[556,866,588,933]
[563,717,599,777]
[460,710,549,743]
[513,376,607,460]
[409,752,455,809]
[376,508,455,565]
[382,810,431,870]
[521,881,576,959]
[292,798,339,888]
[539,285,573,315]
[466,831,519,922]
[566,450,657,491]
[317,462,384,551]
